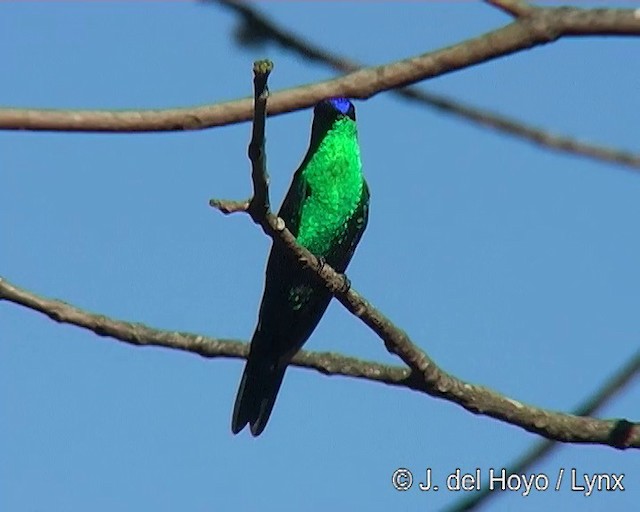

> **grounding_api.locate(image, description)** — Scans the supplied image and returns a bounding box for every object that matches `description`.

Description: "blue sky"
[1,2,638,511]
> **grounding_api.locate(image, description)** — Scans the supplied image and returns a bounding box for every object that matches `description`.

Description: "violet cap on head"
[328,97,352,115]
[316,97,356,121]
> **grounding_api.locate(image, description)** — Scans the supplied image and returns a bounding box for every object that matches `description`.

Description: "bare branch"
[208,198,249,214]
[447,352,640,511]
[0,276,410,385]
[2,274,639,448]
[1,4,640,142]
[247,60,272,217]
[486,0,534,18]
[213,0,640,172]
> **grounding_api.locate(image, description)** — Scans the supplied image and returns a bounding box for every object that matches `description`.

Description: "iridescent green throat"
[296,116,364,255]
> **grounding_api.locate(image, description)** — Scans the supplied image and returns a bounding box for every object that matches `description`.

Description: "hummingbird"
[231,98,370,436]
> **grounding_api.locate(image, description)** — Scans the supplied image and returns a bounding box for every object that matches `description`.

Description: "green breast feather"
[281,114,368,312]
[296,116,364,256]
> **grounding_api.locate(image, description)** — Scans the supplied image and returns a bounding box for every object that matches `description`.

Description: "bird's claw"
[315,257,350,293]
[339,274,351,293]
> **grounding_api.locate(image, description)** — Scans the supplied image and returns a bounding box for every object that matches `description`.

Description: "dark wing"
[256,173,368,359]
[326,179,370,273]
[265,166,311,310]
[277,168,309,238]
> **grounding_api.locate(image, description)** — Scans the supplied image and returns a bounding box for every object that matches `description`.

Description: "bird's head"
[309,98,356,147]
[314,97,356,122]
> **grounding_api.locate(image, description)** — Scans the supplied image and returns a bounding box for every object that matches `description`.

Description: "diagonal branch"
[213,0,640,171]
[487,0,534,18]
[208,61,640,448]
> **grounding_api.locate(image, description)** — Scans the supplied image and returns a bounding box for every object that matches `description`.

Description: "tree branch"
[0,277,410,385]
[212,0,640,172]
[247,60,272,216]
[487,0,534,18]
[2,3,640,162]
[2,274,638,449]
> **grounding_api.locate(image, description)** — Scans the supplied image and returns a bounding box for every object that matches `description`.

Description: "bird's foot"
[339,273,351,293]
[315,257,350,293]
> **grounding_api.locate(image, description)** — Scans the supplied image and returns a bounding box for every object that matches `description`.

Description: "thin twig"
[247,60,272,217]
[486,0,534,18]
[212,0,640,171]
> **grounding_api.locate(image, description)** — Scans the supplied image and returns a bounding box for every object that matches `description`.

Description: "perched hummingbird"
[231,98,370,436]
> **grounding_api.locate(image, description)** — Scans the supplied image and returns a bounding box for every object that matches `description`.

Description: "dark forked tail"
[231,350,287,437]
